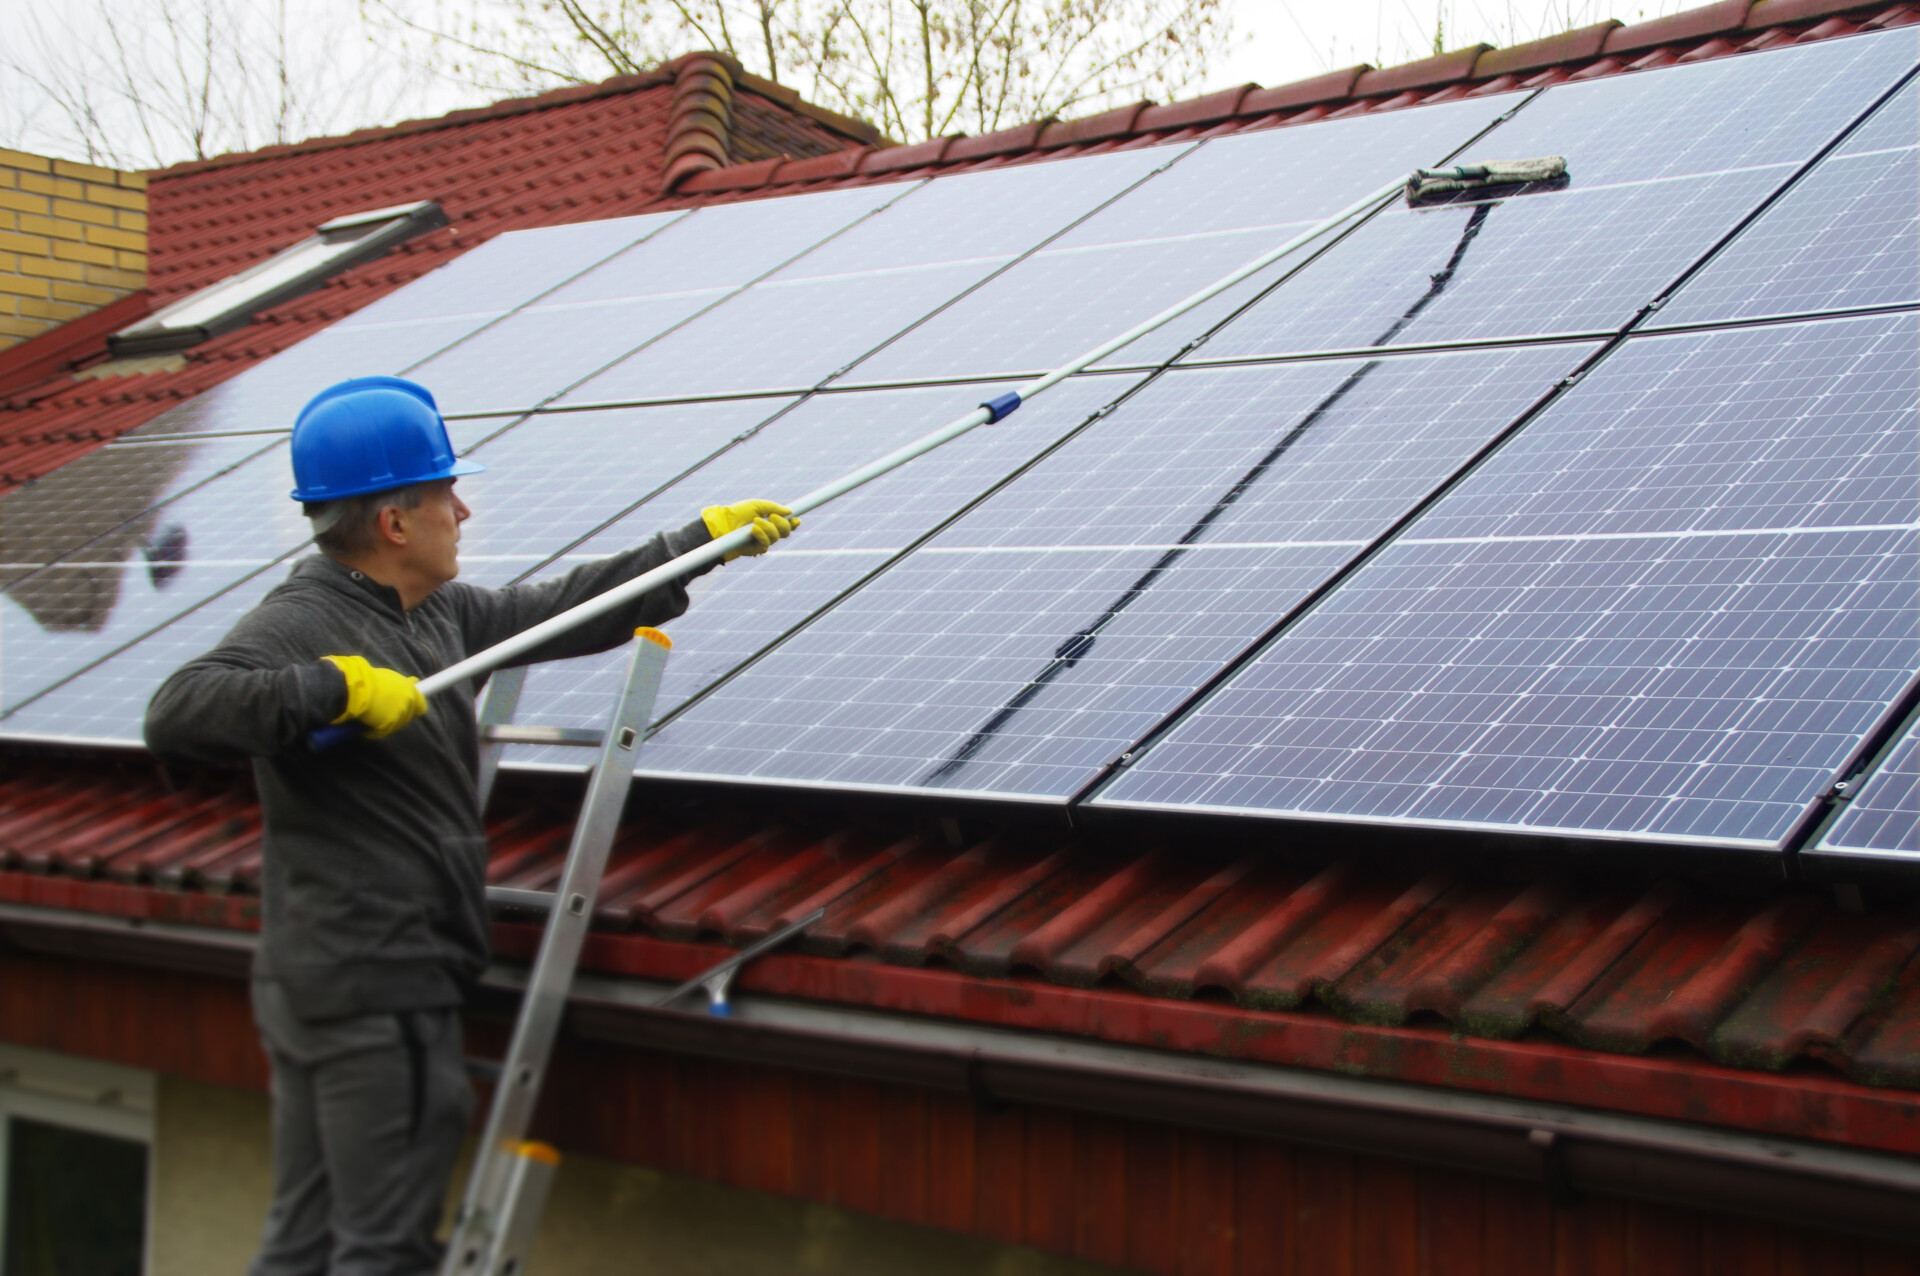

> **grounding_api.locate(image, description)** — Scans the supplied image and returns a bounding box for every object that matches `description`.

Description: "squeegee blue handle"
[308,722,365,751]
[979,391,1022,423]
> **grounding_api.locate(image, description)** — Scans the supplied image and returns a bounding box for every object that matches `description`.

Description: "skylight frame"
[108,201,448,358]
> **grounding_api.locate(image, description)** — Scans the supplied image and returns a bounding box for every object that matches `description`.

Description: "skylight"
[109,201,447,357]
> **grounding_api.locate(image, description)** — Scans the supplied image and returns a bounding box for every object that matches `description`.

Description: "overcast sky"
[1217,0,1691,88]
[0,0,1695,167]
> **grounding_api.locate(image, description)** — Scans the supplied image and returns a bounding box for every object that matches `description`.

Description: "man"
[144,376,795,1276]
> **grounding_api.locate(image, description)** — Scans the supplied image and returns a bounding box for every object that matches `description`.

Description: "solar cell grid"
[2,569,288,743]
[1487,28,1914,186]
[628,342,1591,797]
[1185,31,1918,363]
[332,211,688,328]
[407,184,918,414]
[1186,168,1783,357]
[1818,716,1920,856]
[839,94,1520,384]
[498,376,1137,760]
[550,186,914,304]
[1658,79,1919,325]
[556,148,1184,404]
[448,397,798,589]
[1097,313,1920,849]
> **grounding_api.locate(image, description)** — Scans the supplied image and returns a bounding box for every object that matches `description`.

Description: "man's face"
[395,479,470,589]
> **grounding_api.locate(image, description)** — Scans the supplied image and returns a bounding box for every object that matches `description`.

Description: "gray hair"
[304,485,426,559]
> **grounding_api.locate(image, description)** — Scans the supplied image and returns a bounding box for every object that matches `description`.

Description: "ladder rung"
[483,725,605,747]
[487,886,556,911]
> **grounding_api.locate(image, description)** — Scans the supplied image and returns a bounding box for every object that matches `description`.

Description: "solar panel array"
[1658,78,1919,326]
[1097,314,1920,848]
[3,26,1916,861]
[1183,33,1912,361]
[636,344,1593,797]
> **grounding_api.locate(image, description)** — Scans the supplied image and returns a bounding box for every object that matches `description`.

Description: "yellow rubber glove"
[702,499,799,562]
[323,655,428,740]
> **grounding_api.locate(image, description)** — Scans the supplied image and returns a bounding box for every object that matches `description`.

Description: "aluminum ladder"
[439,627,814,1276]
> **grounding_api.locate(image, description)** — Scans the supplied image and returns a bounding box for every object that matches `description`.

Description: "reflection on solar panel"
[632,343,1590,797]
[1818,717,1920,855]
[126,317,498,438]
[560,148,1182,403]
[1097,314,1920,849]
[0,417,512,730]
[0,441,309,712]
[842,94,1519,383]
[0,433,285,579]
[408,184,918,414]
[500,375,1137,760]
[1188,31,1918,361]
[1659,79,1919,325]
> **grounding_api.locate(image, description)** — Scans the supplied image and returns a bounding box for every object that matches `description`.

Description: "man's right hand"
[322,655,428,739]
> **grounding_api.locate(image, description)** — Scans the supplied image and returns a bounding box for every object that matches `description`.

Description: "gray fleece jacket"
[144,521,713,1021]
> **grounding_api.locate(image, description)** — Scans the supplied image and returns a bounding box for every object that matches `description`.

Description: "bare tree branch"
[1,0,433,168]
[370,0,1234,143]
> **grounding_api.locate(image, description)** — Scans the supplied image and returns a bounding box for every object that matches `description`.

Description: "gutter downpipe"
[2,902,1916,1244]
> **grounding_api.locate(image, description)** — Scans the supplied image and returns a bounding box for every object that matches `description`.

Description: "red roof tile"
[1353,44,1497,97]
[2,754,1917,1140]
[1475,21,1623,78]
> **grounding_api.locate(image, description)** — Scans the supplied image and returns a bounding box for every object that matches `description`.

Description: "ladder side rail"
[443,631,670,1275]
[474,665,528,815]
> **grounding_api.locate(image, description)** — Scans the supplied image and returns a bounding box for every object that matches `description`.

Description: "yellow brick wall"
[0,148,148,353]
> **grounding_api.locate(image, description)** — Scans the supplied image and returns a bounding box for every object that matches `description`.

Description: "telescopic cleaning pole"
[310,157,1566,749]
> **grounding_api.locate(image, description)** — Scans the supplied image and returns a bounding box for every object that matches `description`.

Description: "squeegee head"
[1405,156,1568,204]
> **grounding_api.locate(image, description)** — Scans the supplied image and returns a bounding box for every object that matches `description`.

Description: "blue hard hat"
[289,376,484,502]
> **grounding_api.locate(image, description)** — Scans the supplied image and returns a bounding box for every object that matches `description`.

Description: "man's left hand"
[703,499,799,562]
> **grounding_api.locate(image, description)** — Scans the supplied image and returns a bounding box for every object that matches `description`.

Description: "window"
[0,1047,153,1276]
[110,200,447,357]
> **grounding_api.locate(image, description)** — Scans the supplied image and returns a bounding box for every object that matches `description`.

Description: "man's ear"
[375,502,409,548]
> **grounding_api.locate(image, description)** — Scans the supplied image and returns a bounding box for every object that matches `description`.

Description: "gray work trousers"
[247,981,474,1276]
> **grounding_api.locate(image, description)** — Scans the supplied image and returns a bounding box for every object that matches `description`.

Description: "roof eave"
[4,894,1917,1245]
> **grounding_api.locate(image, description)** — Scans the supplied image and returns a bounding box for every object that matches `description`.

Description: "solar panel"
[333,211,689,327]
[623,342,1591,797]
[495,375,1139,763]
[124,215,699,438]
[1186,31,1919,362]
[1658,79,1919,326]
[0,416,513,728]
[406,184,919,415]
[555,148,1185,403]
[125,316,500,437]
[1817,713,1920,856]
[1095,313,1920,850]
[448,398,799,589]
[2,567,290,744]
[839,94,1522,385]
